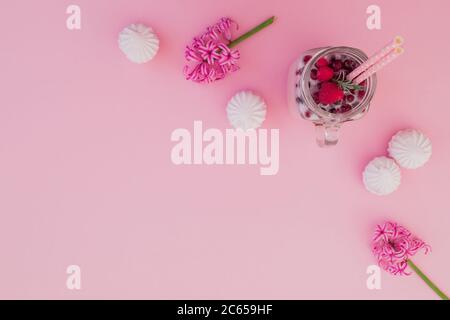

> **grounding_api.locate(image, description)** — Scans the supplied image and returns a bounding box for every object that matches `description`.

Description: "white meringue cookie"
[388,129,432,169]
[363,156,402,196]
[226,91,267,130]
[118,23,160,63]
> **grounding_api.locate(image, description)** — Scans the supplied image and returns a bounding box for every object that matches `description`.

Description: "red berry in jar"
[312,91,320,104]
[315,57,328,68]
[316,66,334,81]
[318,82,344,105]
[344,59,358,70]
[339,104,352,113]
[331,59,343,71]
[310,69,318,80]
[357,90,366,99]
[344,94,355,103]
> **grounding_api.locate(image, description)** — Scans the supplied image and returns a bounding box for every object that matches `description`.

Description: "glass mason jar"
[288,46,377,147]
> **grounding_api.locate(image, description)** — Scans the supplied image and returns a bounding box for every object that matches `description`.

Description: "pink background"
[1,0,449,299]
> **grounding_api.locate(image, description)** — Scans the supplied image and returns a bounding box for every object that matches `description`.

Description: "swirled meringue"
[226,91,267,130]
[118,23,160,63]
[363,156,402,196]
[388,129,432,169]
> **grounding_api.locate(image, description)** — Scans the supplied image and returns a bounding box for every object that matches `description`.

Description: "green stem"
[228,16,275,49]
[407,260,449,300]
[333,79,365,92]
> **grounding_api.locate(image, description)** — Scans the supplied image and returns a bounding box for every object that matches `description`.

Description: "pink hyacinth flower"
[372,221,430,276]
[183,17,239,84]
[183,16,274,84]
[371,221,448,299]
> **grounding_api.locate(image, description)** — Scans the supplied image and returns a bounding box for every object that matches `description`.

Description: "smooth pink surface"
[1,0,449,299]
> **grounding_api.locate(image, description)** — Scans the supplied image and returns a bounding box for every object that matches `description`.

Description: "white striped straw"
[353,47,404,85]
[347,36,404,82]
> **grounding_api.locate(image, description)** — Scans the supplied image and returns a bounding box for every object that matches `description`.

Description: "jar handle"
[315,123,340,147]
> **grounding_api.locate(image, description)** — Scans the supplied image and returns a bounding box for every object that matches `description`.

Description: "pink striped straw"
[353,47,404,84]
[347,36,404,81]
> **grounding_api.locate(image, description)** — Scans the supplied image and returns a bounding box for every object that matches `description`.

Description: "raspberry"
[318,82,344,105]
[315,57,328,68]
[316,66,334,81]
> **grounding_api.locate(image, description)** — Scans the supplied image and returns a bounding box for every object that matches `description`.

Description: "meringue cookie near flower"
[363,156,401,196]
[226,91,267,130]
[388,129,432,169]
[118,23,160,64]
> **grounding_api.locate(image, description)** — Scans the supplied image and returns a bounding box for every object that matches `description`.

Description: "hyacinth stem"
[228,16,275,49]
[407,260,449,300]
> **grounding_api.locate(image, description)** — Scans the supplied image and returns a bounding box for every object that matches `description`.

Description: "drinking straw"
[353,47,404,85]
[347,36,404,81]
